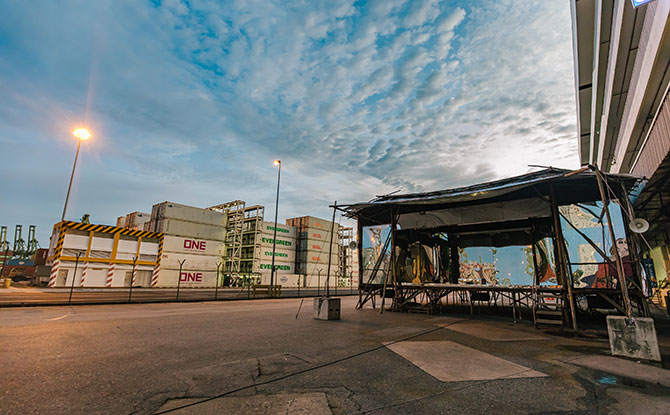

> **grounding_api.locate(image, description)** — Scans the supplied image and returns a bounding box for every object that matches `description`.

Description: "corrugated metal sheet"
[632,89,670,178]
[153,218,226,241]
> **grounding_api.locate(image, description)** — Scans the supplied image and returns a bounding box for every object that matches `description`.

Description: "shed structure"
[340,167,651,329]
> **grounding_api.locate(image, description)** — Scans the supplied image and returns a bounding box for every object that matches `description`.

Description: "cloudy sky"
[0,0,578,244]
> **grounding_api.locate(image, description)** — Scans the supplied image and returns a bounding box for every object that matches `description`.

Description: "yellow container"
[3,278,10,288]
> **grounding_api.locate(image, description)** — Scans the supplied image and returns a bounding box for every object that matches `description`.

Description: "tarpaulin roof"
[340,167,640,226]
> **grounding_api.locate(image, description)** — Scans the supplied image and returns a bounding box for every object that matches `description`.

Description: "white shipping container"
[254,261,294,274]
[288,216,341,233]
[152,201,228,227]
[297,229,339,244]
[257,234,296,250]
[156,268,219,287]
[259,221,297,239]
[154,218,226,241]
[258,273,303,287]
[298,251,339,265]
[163,235,226,256]
[259,246,295,264]
[160,252,223,270]
[296,262,340,276]
[126,212,151,228]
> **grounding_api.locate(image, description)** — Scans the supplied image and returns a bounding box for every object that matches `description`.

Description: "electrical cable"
[154,319,468,414]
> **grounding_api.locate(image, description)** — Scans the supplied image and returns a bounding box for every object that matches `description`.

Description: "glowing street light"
[270,159,281,296]
[61,128,91,222]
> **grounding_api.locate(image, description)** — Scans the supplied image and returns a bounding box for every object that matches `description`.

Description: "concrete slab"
[442,322,549,341]
[607,316,661,361]
[607,388,670,414]
[387,341,547,382]
[569,355,670,387]
[157,392,332,414]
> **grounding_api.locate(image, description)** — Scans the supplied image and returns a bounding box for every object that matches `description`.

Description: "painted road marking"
[387,340,546,382]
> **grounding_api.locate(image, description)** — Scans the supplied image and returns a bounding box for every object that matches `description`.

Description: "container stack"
[287,216,341,286]
[148,202,227,287]
[255,221,297,276]
[147,202,227,240]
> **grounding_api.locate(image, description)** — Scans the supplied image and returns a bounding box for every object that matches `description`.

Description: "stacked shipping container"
[256,221,297,275]
[287,216,341,284]
[149,202,227,287]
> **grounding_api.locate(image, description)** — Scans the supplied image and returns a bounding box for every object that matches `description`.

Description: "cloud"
[0,0,578,243]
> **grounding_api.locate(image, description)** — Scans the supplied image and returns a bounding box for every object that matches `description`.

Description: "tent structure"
[339,167,651,330]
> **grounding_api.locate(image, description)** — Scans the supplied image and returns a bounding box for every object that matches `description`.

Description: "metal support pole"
[62,139,82,222]
[593,168,632,318]
[550,185,578,331]
[176,259,185,301]
[215,262,221,300]
[326,201,337,298]
[270,161,281,296]
[68,252,82,305]
[128,256,137,303]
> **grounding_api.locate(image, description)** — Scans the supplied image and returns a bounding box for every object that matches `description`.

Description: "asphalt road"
[0,286,357,307]
[1,297,669,414]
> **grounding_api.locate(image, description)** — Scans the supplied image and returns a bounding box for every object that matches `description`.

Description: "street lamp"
[270,159,281,296]
[61,128,90,222]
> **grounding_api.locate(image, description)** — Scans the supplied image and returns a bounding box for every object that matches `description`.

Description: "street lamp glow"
[73,128,91,140]
[273,159,280,166]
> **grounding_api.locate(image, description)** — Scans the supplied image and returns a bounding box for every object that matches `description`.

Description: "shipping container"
[125,212,151,228]
[156,268,220,287]
[163,235,226,256]
[259,221,297,239]
[253,261,295,274]
[153,218,226,241]
[257,234,296,249]
[297,251,339,265]
[116,216,126,228]
[286,216,341,233]
[297,229,339,244]
[295,262,339,275]
[152,201,227,227]
[160,252,224,270]
[259,246,295,264]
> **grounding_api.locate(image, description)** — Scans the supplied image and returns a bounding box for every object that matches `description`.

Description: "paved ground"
[0,286,357,307]
[1,297,669,414]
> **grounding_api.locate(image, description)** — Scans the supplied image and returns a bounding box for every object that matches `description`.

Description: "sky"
[0,0,579,245]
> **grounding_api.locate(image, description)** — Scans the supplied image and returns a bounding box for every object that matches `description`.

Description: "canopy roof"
[340,167,640,227]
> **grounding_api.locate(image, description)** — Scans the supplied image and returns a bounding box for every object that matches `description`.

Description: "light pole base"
[314,297,340,321]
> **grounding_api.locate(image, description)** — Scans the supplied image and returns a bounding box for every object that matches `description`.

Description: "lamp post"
[68,252,82,305]
[270,159,281,297]
[62,128,90,222]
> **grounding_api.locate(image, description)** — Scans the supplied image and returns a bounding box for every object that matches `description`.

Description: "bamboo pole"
[593,168,632,318]
[550,185,578,331]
